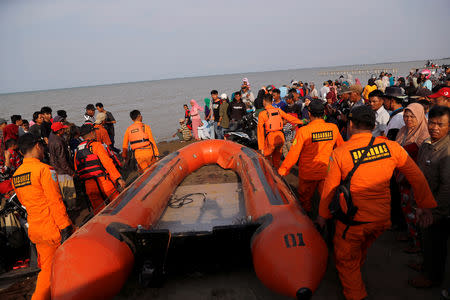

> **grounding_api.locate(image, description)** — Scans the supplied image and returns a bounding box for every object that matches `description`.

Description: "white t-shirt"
[372,106,390,137]
[385,110,405,136]
[310,88,319,98]
[320,86,330,100]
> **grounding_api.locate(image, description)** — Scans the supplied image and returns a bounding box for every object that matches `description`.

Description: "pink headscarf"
[355,78,362,86]
[190,99,203,116]
[190,99,204,111]
[395,103,430,147]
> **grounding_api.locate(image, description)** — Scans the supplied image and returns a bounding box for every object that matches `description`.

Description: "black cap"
[415,87,432,97]
[384,86,406,98]
[348,105,375,129]
[79,124,94,136]
[307,99,325,115]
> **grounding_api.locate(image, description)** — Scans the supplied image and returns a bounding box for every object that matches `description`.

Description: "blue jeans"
[214,122,224,139]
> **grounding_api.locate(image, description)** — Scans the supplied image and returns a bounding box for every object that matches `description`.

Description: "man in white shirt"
[320,81,330,101]
[383,87,406,140]
[368,90,390,136]
[309,82,319,99]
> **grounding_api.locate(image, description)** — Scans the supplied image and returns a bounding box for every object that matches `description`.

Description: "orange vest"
[264,107,283,133]
[12,158,71,244]
[128,123,151,150]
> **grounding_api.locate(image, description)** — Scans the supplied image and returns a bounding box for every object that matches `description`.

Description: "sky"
[1,0,449,94]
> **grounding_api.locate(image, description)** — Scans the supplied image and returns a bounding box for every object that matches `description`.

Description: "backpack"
[264,107,284,133]
[328,136,375,239]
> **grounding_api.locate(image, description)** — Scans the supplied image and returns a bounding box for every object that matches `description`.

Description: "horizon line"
[1,56,448,96]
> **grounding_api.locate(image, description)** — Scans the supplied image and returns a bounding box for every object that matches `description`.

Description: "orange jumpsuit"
[12,158,72,300]
[278,118,344,212]
[94,124,112,146]
[123,121,159,172]
[77,141,122,213]
[319,133,436,300]
[257,104,302,168]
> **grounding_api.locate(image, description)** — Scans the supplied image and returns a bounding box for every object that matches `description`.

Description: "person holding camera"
[316,105,436,300]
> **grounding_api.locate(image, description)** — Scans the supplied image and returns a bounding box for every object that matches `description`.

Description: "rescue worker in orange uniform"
[12,134,73,300]
[257,94,303,168]
[75,124,125,213]
[122,110,159,172]
[316,106,436,300]
[278,100,344,213]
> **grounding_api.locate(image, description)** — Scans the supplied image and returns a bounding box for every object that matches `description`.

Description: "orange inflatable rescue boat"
[52,140,328,299]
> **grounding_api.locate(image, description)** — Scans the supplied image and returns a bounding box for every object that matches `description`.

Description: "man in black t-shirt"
[40,106,53,143]
[211,90,223,139]
[284,93,303,119]
[229,92,247,130]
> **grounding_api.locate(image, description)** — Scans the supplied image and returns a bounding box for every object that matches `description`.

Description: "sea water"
[1,59,449,142]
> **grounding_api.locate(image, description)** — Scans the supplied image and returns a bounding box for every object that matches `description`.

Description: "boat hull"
[52,140,327,299]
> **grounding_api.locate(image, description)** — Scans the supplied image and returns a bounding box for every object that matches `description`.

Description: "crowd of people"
[174,66,450,299]
[0,65,449,299]
[0,103,160,299]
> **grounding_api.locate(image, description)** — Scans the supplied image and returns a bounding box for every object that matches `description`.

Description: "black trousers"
[422,217,450,283]
[390,176,406,230]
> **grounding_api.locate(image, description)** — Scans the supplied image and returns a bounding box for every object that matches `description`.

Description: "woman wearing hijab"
[190,99,204,141]
[375,78,385,92]
[396,103,430,157]
[382,75,390,89]
[395,103,430,253]
[204,98,212,121]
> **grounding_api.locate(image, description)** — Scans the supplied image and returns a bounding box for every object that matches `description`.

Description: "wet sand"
[1,140,448,299]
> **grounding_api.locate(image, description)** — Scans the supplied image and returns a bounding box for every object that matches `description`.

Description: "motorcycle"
[224,112,258,149]
[0,193,37,275]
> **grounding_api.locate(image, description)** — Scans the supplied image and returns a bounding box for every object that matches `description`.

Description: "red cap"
[429,87,450,98]
[51,122,68,132]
